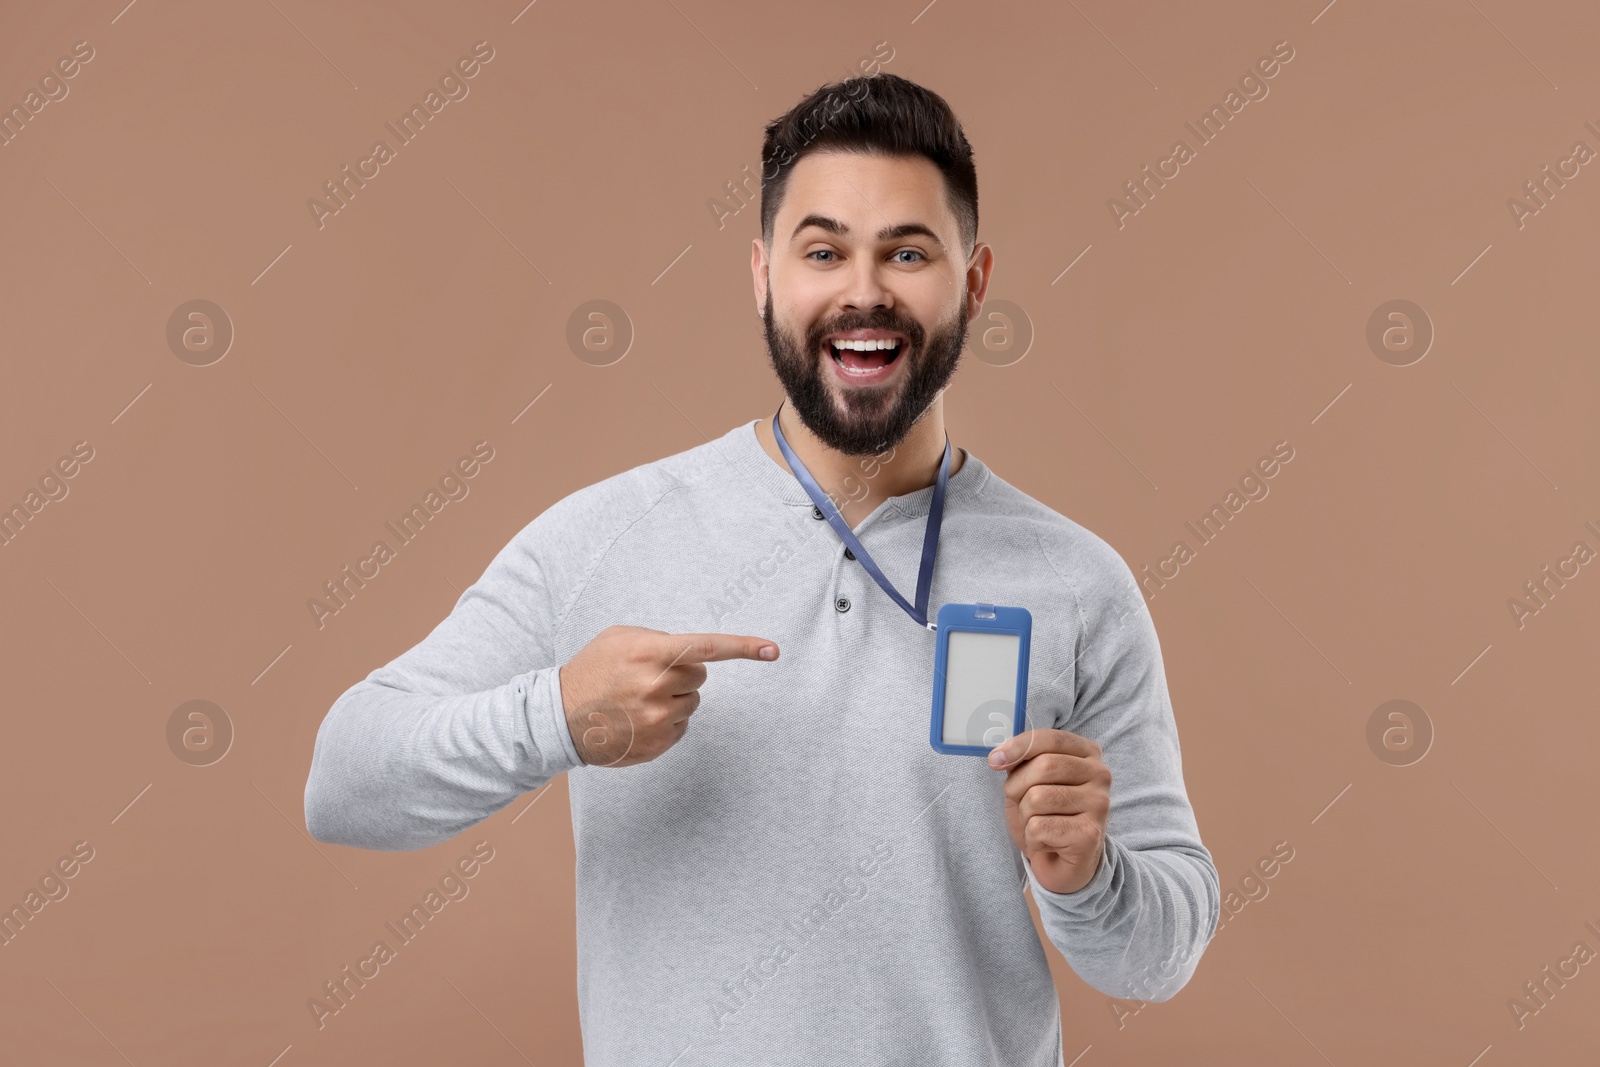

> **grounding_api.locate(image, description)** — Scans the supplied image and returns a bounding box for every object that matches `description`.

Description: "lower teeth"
[832,347,899,371]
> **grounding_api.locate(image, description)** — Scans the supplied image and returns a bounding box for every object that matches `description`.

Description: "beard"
[762,289,968,457]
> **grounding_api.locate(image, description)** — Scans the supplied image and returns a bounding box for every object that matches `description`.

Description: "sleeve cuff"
[523,665,586,775]
[1024,835,1121,917]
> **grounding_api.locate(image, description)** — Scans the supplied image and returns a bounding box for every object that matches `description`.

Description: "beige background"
[3,0,1598,1063]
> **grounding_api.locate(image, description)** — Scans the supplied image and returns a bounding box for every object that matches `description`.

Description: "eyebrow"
[791,214,945,251]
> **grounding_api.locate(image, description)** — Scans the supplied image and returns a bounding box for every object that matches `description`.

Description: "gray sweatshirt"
[305,417,1219,1065]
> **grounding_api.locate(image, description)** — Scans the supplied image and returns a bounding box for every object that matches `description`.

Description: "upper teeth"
[832,339,898,351]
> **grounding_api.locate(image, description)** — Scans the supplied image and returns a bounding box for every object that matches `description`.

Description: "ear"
[964,241,995,319]
[751,237,770,317]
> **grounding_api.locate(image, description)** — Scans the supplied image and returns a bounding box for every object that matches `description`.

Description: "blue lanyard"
[771,406,950,632]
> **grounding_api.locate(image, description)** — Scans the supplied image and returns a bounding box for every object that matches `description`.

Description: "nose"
[838,255,892,313]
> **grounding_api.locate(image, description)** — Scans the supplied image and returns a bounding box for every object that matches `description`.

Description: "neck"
[756,396,966,528]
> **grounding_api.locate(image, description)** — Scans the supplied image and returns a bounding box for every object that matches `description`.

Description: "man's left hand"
[990,729,1111,895]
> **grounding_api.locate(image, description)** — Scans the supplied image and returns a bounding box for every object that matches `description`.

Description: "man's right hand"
[558,625,779,768]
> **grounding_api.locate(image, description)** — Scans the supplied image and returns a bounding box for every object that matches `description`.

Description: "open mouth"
[827,337,903,376]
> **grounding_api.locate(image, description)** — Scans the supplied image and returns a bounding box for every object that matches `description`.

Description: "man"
[306,72,1218,1065]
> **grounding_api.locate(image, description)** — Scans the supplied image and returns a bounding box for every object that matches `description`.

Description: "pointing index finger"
[665,632,779,664]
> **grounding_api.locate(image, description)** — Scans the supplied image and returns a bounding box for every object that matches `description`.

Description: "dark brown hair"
[759,72,978,255]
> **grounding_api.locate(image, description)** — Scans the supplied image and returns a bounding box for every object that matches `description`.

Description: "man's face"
[754,150,989,456]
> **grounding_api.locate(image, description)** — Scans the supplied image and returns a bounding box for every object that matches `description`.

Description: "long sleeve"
[304,495,600,852]
[1026,540,1221,1001]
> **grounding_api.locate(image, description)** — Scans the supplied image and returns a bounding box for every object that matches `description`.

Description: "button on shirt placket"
[815,503,856,614]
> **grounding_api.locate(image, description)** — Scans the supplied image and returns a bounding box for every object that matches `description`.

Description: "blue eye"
[893,249,926,263]
[808,250,837,262]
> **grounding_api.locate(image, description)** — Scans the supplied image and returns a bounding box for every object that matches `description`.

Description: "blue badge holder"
[929,602,1032,757]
